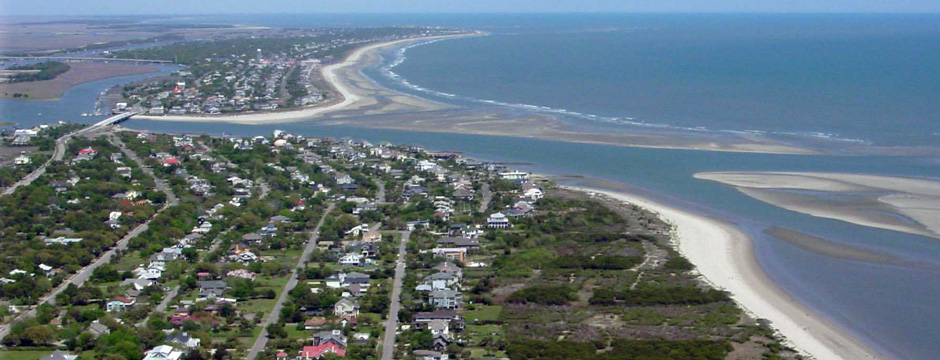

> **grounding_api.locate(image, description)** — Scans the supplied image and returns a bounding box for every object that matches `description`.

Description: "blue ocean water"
[388,14,940,147]
[3,14,940,360]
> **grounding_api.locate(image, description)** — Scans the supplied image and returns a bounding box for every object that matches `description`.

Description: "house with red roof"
[298,343,345,359]
[161,157,181,167]
[106,296,135,312]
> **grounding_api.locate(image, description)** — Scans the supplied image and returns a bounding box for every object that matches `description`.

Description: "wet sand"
[564,184,886,360]
[696,172,940,239]
[136,34,817,155]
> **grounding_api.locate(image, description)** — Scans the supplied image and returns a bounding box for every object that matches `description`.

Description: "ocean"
[3,13,940,360]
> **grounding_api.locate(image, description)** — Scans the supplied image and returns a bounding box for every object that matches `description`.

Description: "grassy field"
[464,305,502,323]
[0,350,52,360]
[0,62,157,100]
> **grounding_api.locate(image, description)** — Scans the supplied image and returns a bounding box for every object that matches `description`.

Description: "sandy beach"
[563,184,885,360]
[133,33,819,155]
[696,171,940,239]
[135,35,461,124]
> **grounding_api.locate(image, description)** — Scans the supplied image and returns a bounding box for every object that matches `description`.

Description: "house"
[270,215,290,223]
[431,248,467,264]
[335,172,354,185]
[14,155,30,165]
[198,280,228,299]
[242,233,263,244]
[237,251,259,263]
[498,170,529,180]
[86,320,110,338]
[44,237,83,245]
[166,332,201,349]
[38,263,54,276]
[361,230,382,243]
[326,272,370,289]
[299,343,346,359]
[117,166,133,178]
[304,317,328,330]
[260,223,278,236]
[77,147,98,158]
[339,253,365,267]
[143,345,184,360]
[106,297,135,312]
[314,329,347,347]
[334,298,360,317]
[433,262,463,278]
[415,272,460,292]
[487,212,510,229]
[413,310,464,330]
[522,183,544,200]
[226,269,257,280]
[122,278,155,291]
[435,237,480,251]
[428,289,462,309]
[40,351,78,360]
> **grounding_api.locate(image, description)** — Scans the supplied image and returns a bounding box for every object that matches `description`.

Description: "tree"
[22,325,57,345]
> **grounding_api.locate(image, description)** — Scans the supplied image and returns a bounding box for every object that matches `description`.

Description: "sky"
[1,0,939,16]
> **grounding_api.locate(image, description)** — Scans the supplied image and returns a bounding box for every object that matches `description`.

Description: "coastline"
[561,184,886,360]
[133,32,820,156]
[134,34,470,124]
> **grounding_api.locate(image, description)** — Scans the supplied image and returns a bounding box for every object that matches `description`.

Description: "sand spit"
[135,33,818,155]
[695,172,940,239]
[564,185,885,360]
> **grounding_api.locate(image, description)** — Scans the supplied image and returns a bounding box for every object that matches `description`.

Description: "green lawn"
[0,350,52,360]
[464,305,502,323]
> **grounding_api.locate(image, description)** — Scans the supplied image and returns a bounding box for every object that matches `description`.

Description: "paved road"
[136,285,179,327]
[381,231,411,360]
[4,114,138,196]
[0,134,178,340]
[246,203,335,360]
[2,133,69,195]
[111,134,179,206]
[478,183,491,213]
[376,179,388,204]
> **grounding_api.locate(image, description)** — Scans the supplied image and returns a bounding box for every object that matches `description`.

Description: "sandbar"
[695,171,940,239]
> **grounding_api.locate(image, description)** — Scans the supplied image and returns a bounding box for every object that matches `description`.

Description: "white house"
[143,345,184,360]
[106,297,135,312]
[487,212,510,229]
[339,253,364,267]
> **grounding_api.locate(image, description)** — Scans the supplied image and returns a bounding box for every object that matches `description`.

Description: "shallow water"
[3,14,940,360]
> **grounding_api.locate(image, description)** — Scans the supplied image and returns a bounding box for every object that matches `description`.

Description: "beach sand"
[696,172,940,239]
[135,34,818,155]
[135,35,458,124]
[563,185,885,360]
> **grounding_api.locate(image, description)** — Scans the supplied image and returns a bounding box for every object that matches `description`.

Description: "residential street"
[245,203,335,360]
[0,134,178,339]
[381,231,411,360]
